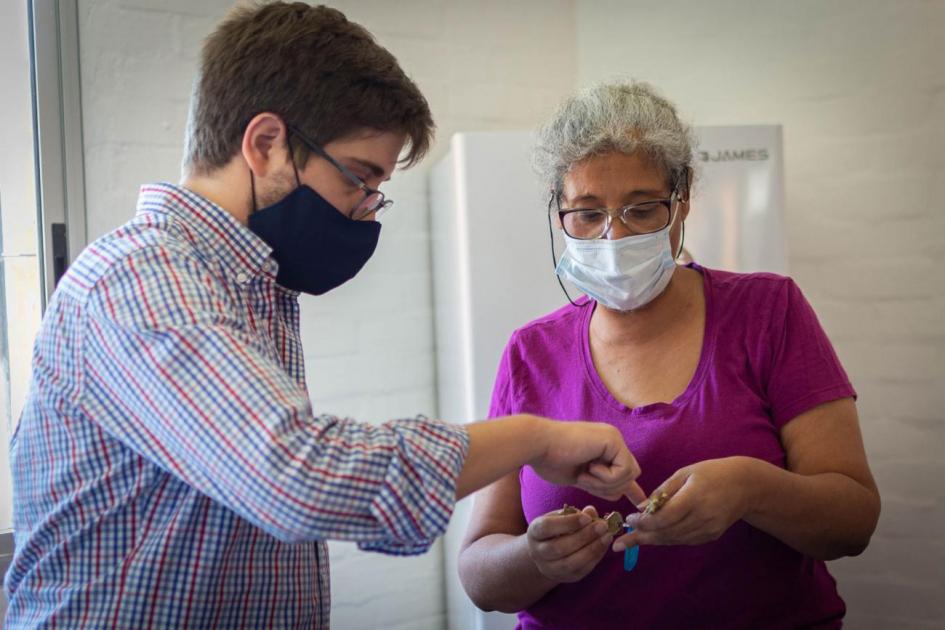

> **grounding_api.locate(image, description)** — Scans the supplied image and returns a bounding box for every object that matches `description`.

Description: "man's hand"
[531,421,646,505]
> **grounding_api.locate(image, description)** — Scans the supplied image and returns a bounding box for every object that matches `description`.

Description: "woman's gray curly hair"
[533,81,695,196]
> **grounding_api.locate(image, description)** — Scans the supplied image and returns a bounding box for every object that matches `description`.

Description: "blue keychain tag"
[623,525,638,572]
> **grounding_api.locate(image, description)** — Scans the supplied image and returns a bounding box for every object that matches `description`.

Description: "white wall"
[576,1,945,628]
[76,1,575,628]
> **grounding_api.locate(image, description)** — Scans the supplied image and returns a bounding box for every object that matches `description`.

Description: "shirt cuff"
[359,417,469,556]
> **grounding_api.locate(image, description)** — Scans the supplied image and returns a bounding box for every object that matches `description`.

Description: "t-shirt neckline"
[578,262,717,416]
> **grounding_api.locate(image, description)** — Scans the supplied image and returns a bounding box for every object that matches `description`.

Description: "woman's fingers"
[626,494,692,532]
[616,509,716,549]
[626,468,692,526]
[535,518,610,560]
[547,528,612,581]
[612,528,639,551]
[616,473,714,550]
[528,511,591,542]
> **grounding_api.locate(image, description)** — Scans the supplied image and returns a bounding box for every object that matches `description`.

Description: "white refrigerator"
[430,127,785,630]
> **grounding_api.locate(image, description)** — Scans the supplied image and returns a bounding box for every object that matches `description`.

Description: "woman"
[458,82,880,629]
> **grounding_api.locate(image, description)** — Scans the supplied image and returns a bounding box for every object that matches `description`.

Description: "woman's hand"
[614,457,756,551]
[526,506,615,583]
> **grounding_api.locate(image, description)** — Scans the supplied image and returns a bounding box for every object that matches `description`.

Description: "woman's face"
[560,151,688,251]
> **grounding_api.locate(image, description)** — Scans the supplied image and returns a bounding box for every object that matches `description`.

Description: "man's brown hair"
[183,2,434,174]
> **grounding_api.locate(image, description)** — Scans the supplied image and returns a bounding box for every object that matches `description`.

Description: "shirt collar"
[135,182,276,281]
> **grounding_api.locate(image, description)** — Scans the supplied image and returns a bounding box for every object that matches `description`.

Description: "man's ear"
[242,112,289,178]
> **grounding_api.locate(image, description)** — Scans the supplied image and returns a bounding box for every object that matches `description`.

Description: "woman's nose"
[606,217,634,240]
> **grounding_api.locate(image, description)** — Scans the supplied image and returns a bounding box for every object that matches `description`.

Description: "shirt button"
[236,272,249,284]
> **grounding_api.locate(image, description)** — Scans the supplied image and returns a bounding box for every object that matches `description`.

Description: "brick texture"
[76,1,575,628]
[577,1,945,627]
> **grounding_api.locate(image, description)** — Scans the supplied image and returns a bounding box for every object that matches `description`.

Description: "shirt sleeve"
[488,340,516,419]
[763,278,857,429]
[81,244,469,554]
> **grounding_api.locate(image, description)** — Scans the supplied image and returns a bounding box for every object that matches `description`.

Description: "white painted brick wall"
[576,1,945,628]
[77,1,575,628]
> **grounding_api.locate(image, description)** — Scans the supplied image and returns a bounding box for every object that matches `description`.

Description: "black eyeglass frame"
[287,124,393,221]
[556,198,675,240]
[551,168,690,240]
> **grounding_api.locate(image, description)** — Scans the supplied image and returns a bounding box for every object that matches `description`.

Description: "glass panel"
[0,0,43,534]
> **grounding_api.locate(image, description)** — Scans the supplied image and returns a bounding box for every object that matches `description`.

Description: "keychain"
[623,490,669,572]
[559,489,670,573]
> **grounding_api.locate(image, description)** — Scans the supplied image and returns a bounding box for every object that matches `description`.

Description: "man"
[5,3,645,627]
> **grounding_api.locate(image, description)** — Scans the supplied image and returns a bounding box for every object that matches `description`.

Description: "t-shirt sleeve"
[488,339,516,419]
[764,278,857,429]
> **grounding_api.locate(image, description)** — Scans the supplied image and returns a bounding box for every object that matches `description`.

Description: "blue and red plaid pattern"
[4,183,469,628]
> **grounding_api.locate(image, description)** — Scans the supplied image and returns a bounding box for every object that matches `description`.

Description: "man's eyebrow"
[344,157,386,179]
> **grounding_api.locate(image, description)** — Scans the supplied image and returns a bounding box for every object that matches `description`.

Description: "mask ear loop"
[250,170,257,214]
[669,166,690,261]
[666,193,687,260]
[249,128,302,216]
[287,132,302,188]
[547,191,587,309]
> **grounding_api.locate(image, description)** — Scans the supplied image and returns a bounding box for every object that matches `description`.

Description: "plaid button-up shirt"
[5,183,469,628]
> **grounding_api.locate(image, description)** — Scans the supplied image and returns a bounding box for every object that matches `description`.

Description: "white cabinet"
[431,131,562,630]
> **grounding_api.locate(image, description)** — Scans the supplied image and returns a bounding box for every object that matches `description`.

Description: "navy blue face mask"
[248,182,382,295]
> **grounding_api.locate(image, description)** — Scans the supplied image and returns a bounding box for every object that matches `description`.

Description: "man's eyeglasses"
[287,125,393,221]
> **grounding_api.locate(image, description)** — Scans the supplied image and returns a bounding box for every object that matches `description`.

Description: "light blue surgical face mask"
[555,218,680,312]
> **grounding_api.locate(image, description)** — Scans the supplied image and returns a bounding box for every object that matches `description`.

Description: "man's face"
[263,129,406,220]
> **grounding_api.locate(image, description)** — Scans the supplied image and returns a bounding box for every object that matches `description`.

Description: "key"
[556,504,637,571]
[602,511,624,535]
[558,504,624,534]
[644,490,670,515]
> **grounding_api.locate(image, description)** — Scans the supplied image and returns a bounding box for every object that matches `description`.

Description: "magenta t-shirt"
[488,264,855,630]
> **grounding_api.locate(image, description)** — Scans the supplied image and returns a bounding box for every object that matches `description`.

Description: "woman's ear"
[242,112,289,178]
[678,167,691,221]
[677,167,691,202]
